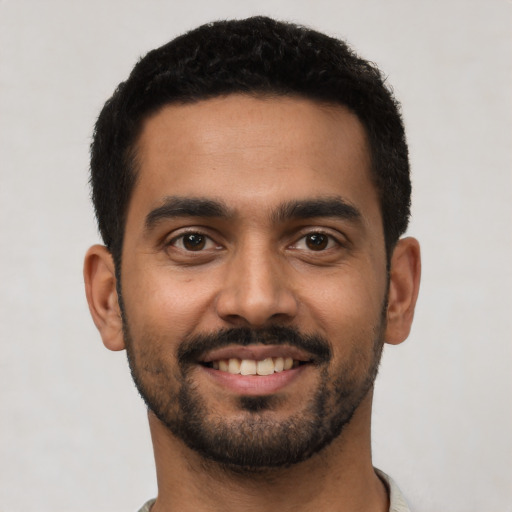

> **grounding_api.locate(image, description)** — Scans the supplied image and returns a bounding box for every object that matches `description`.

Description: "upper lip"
[200,344,312,363]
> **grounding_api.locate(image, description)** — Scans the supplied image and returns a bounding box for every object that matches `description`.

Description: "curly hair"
[90,16,410,269]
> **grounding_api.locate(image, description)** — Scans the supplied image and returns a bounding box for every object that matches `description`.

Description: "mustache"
[178,325,332,365]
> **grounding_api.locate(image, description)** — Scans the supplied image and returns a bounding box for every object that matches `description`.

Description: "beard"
[122,309,386,471]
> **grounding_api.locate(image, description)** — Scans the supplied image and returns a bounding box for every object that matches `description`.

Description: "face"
[119,95,389,468]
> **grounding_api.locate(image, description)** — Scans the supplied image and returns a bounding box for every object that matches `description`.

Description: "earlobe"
[83,245,126,351]
[384,237,421,345]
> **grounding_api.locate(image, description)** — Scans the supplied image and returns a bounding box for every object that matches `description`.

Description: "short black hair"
[90,16,411,269]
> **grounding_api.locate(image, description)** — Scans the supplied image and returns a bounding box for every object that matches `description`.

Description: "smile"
[204,357,304,375]
[198,344,313,394]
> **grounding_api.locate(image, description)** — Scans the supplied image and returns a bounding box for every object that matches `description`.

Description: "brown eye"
[182,233,206,251]
[305,233,329,250]
[167,231,222,260]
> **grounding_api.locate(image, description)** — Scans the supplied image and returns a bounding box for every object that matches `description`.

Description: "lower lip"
[201,365,308,395]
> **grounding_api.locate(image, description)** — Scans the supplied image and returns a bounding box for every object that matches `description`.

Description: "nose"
[215,242,299,327]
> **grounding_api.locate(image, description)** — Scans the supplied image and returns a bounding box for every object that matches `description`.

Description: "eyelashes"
[170,232,220,252]
[290,232,340,252]
[166,229,345,254]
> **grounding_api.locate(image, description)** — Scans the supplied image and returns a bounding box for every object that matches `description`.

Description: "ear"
[83,245,125,351]
[384,237,421,345]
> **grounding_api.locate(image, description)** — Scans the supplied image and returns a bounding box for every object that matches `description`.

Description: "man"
[84,16,421,512]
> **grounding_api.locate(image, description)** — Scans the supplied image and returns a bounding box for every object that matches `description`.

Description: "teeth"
[240,359,257,375]
[211,356,302,375]
[256,358,274,376]
[274,357,284,372]
[228,358,241,374]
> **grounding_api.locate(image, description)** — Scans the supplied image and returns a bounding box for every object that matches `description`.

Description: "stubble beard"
[120,294,386,471]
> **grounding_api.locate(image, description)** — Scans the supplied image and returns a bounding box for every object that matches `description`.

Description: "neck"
[148,391,388,512]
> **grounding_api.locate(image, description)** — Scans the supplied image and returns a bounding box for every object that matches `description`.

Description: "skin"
[84,95,421,512]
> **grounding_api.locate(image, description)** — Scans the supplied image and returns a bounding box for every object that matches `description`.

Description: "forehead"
[128,94,379,228]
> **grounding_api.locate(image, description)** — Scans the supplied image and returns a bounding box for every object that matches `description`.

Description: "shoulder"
[137,498,156,512]
[375,468,412,512]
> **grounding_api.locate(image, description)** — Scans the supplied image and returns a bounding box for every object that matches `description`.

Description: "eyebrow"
[271,197,362,224]
[144,195,362,232]
[145,196,232,230]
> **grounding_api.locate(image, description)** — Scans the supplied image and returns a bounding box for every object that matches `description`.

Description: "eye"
[293,232,338,251]
[304,233,329,250]
[170,232,217,251]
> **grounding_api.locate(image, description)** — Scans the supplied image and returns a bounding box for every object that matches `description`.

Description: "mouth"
[200,344,312,373]
[202,356,307,375]
[197,345,313,394]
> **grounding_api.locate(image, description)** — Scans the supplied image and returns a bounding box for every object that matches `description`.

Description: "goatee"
[123,323,384,470]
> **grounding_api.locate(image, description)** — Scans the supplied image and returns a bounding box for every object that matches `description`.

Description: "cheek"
[121,265,221,341]
[304,271,384,326]
[299,269,386,357]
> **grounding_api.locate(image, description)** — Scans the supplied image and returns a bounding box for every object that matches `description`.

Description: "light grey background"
[1,1,511,511]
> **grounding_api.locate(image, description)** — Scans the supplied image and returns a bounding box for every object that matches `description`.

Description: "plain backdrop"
[1,1,511,511]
